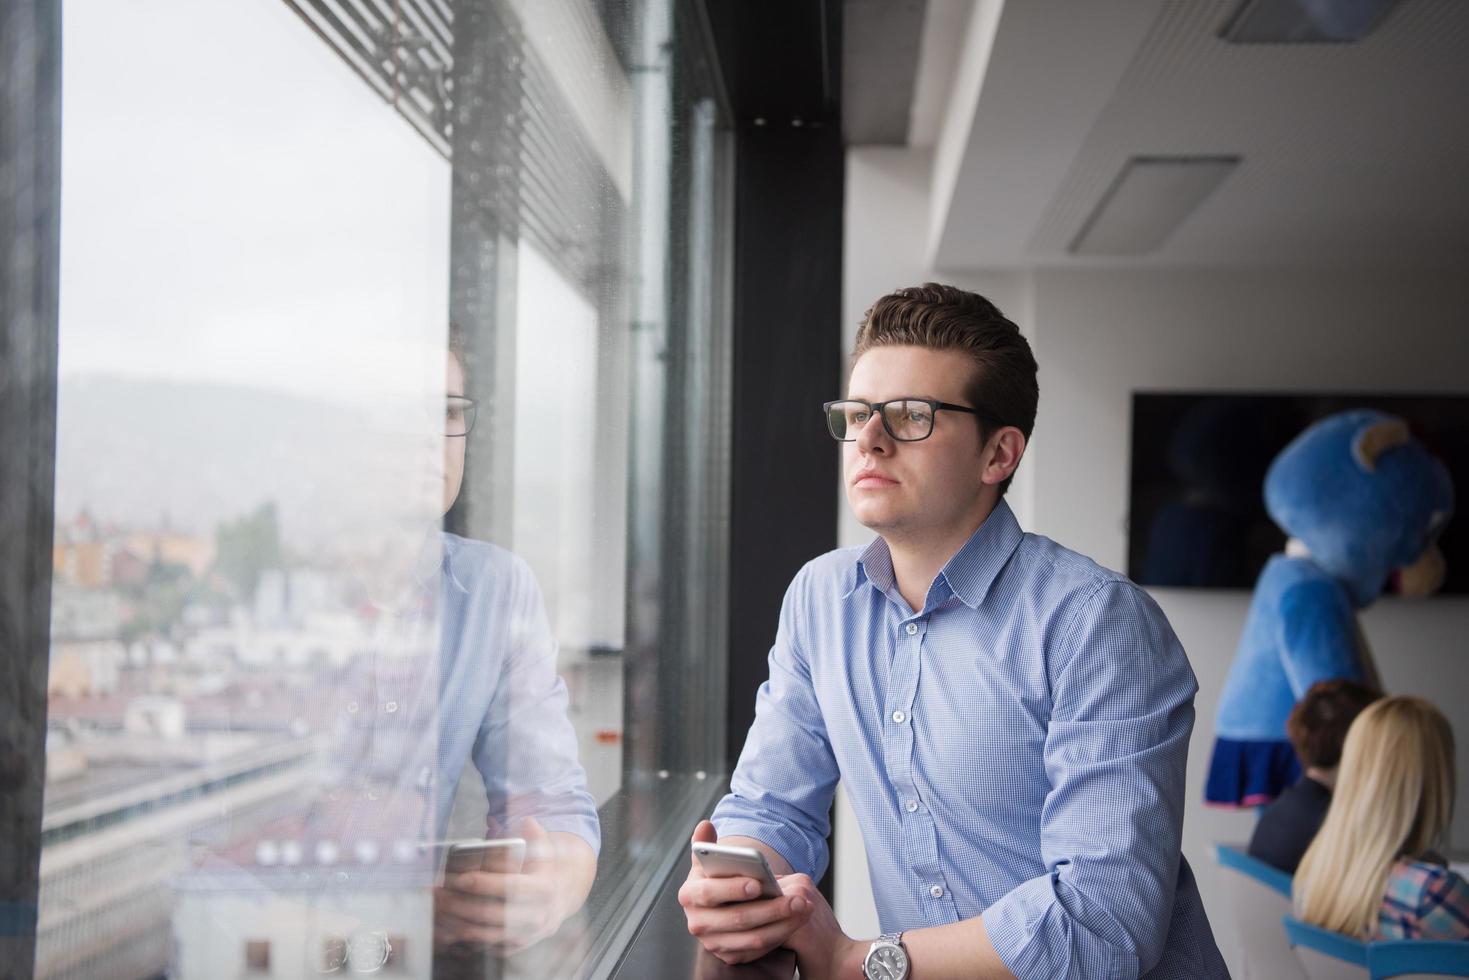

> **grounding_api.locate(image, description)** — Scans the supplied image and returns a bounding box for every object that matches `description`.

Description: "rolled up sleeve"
[711,568,840,879]
[982,582,1196,979]
[474,558,601,854]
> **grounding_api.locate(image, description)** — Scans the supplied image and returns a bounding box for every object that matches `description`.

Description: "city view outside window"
[29,1,731,977]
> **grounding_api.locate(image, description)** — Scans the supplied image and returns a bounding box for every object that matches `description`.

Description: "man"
[679,284,1227,978]
[322,343,600,957]
[424,343,599,954]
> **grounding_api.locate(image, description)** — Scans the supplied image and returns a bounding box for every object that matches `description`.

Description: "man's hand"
[432,817,570,956]
[678,820,814,965]
[779,876,867,980]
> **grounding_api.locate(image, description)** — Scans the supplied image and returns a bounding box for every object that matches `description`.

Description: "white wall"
[840,145,1469,977]
[1028,265,1469,979]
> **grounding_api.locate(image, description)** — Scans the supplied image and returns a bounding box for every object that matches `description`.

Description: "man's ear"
[981,428,1027,486]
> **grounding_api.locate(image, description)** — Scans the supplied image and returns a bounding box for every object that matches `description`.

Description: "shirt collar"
[412,532,471,595]
[846,499,1024,609]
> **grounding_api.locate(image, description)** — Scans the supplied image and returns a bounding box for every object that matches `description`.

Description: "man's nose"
[854,410,890,453]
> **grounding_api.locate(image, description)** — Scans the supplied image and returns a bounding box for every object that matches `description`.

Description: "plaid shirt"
[1378,859,1469,940]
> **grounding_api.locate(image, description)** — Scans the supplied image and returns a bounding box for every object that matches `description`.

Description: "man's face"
[443,353,467,515]
[842,345,994,541]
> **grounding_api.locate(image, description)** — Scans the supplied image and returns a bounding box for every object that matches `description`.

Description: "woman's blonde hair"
[1293,695,1456,938]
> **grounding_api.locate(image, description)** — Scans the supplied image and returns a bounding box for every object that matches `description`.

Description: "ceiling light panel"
[1070,156,1240,256]
[1220,0,1402,44]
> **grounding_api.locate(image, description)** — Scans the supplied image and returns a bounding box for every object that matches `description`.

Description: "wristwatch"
[862,931,909,980]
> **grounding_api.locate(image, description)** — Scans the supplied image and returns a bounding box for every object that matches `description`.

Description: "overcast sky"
[59,0,452,405]
[55,0,456,541]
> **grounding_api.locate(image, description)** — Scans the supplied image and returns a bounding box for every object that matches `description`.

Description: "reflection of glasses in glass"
[446,396,478,437]
[822,398,999,443]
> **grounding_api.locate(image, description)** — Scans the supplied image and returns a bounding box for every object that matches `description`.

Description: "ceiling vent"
[1069,156,1240,256]
[1220,0,1402,44]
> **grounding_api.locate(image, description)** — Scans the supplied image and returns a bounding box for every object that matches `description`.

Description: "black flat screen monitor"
[1128,393,1466,594]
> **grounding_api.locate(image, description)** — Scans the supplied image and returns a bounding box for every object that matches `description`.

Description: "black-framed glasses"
[446,395,478,437]
[822,398,998,443]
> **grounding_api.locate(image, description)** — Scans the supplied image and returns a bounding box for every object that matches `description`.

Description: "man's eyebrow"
[844,393,943,403]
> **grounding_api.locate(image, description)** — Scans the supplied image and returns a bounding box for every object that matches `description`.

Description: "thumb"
[517,815,554,872]
[689,820,717,876]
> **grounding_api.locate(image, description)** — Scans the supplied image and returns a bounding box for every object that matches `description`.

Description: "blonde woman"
[1294,695,1468,940]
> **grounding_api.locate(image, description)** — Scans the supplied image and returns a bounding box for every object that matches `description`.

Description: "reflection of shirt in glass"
[332,532,599,853]
[1247,776,1330,874]
[711,500,1226,979]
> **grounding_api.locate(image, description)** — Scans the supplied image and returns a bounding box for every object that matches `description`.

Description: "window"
[9,0,733,978]
[245,939,271,973]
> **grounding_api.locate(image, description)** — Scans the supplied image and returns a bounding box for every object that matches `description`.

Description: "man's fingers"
[703,894,802,934]
[437,889,510,928]
[446,870,556,901]
[695,898,810,962]
[687,875,769,910]
[437,892,555,935]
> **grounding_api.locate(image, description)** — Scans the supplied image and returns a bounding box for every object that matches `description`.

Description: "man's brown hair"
[1287,678,1382,770]
[852,283,1038,495]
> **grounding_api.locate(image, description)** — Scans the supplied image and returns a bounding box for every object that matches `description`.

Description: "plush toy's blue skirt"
[1205,737,1301,807]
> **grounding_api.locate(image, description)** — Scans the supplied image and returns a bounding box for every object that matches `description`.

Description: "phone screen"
[443,838,527,876]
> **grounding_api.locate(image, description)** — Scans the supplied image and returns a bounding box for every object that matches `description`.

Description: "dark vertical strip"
[725,123,843,768]
[725,121,843,901]
[0,0,62,968]
[446,0,523,548]
[711,0,843,905]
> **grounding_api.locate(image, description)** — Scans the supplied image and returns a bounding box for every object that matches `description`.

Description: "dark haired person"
[1248,678,1381,873]
[678,284,1226,978]
[324,345,599,960]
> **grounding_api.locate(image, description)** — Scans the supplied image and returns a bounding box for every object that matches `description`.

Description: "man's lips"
[852,470,899,489]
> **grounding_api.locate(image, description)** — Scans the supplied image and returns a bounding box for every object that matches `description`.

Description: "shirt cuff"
[520,814,602,856]
[982,873,1138,980]
[707,814,825,880]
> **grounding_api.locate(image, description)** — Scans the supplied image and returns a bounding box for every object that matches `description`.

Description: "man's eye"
[907,410,927,423]
[851,411,870,423]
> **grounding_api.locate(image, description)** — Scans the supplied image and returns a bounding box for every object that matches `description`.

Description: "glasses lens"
[446,396,476,436]
[883,400,933,441]
[825,401,870,441]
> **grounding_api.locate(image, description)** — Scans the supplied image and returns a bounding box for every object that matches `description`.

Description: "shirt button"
[930,885,944,898]
[905,800,919,813]
[346,701,359,714]
[905,623,918,635]
[892,710,906,724]
[384,701,399,714]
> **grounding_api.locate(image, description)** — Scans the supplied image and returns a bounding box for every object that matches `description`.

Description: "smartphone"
[440,837,527,877]
[691,841,783,900]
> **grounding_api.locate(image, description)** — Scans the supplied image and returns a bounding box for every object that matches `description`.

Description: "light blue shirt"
[332,533,600,854]
[711,501,1225,978]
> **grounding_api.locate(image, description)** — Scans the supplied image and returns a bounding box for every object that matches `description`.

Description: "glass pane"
[37,0,731,977]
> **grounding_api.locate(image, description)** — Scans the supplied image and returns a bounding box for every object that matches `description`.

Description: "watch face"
[865,944,909,980]
[346,930,391,973]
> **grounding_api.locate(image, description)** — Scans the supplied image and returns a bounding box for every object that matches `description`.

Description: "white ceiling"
[925,0,1469,269]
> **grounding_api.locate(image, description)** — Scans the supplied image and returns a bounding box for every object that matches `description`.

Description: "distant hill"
[55,375,442,553]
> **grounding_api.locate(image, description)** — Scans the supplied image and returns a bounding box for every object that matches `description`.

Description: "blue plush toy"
[1206,409,1454,807]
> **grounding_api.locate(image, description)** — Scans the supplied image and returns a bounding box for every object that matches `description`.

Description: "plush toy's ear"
[1352,417,1411,473]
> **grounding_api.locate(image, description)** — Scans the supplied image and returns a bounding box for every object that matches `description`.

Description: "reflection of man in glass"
[423,343,600,955]
[173,343,598,976]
